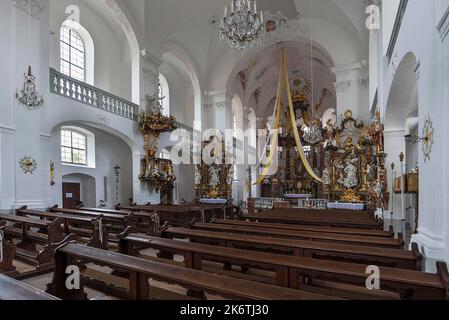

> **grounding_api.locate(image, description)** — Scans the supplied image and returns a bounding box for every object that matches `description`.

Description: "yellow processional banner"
[256,48,323,184]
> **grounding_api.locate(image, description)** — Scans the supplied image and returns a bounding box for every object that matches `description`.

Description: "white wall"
[378,0,449,271]
[382,0,401,55]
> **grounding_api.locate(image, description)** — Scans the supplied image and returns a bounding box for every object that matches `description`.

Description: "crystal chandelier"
[15,0,44,110]
[218,0,265,51]
[16,65,44,109]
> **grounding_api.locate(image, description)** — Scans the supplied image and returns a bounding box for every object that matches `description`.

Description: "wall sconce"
[113,164,121,202]
[113,164,121,177]
[404,134,427,144]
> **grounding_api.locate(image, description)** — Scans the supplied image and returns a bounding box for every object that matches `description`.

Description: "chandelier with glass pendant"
[218,0,265,51]
[15,0,44,110]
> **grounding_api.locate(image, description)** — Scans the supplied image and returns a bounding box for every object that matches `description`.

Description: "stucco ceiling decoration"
[229,43,336,120]
[14,0,44,18]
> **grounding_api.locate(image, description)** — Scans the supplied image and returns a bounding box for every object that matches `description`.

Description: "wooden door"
[62,183,81,209]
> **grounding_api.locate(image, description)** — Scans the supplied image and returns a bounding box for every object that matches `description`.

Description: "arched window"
[60,26,85,82]
[159,74,170,116]
[61,129,88,165]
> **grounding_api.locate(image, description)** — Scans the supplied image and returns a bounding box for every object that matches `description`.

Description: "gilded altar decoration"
[50,161,55,185]
[195,135,232,203]
[322,109,387,205]
[138,101,177,204]
[19,155,37,174]
[422,114,434,162]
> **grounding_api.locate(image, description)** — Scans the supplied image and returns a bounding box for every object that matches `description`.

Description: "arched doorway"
[384,52,419,239]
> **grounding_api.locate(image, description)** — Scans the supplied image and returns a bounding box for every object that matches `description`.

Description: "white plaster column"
[4,0,50,211]
[383,130,406,220]
[203,90,233,132]
[132,50,163,204]
[332,62,369,120]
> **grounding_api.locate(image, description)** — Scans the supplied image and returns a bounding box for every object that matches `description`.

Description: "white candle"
[254,1,257,12]
[247,0,251,11]
[231,1,234,13]
[225,5,227,16]
[261,11,263,22]
[0,232,3,263]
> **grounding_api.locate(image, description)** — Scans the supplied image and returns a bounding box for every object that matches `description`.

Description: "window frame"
[61,129,88,166]
[60,26,86,82]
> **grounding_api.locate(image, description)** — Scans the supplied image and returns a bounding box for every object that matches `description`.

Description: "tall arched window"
[60,26,85,82]
[61,126,96,168]
[159,74,170,116]
[61,129,87,165]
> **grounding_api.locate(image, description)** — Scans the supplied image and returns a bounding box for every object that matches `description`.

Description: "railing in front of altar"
[297,198,327,209]
[254,197,285,210]
[49,68,139,121]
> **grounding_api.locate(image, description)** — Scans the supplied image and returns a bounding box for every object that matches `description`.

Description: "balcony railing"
[49,68,139,121]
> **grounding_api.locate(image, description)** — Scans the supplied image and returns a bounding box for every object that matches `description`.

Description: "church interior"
[1,0,449,302]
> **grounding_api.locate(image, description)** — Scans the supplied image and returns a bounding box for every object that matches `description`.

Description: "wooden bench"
[16,207,108,250]
[47,241,338,300]
[0,213,64,267]
[241,213,383,229]
[77,207,132,216]
[189,222,403,249]
[0,274,59,300]
[0,226,18,277]
[117,203,231,221]
[212,218,395,238]
[118,230,447,299]
[162,227,421,270]
[49,206,134,237]
[268,208,376,218]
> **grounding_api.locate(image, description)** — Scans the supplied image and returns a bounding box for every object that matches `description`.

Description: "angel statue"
[323,119,337,149]
[209,166,220,189]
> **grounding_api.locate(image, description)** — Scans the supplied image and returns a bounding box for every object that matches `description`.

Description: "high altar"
[257,49,388,210]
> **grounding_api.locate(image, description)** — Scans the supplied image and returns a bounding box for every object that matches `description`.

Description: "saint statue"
[322,167,331,185]
[194,167,202,186]
[323,119,337,149]
[209,166,220,189]
[338,154,359,189]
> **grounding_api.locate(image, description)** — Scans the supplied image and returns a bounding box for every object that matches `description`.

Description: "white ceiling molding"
[141,49,163,68]
[13,0,44,18]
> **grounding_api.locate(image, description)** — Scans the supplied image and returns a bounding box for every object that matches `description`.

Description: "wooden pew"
[16,207,108,250]
[241,213,383,229]
[0,213,64,267]
[77,207,132,216]
[0,226,19,277]
[118,230,447,299]
[162,227,421,270]
[268,208,376,218]
[189,222,403,249]
[0,274,59,300]
[116,203,231,221]
[49,206,134,237]
[212,218,395,238]
[47,241,338,300]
